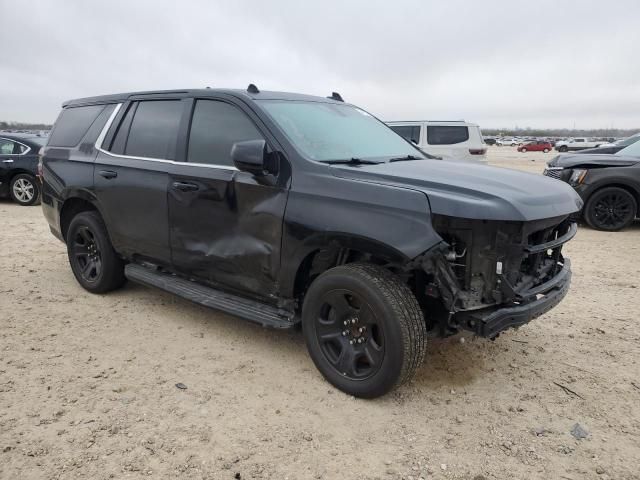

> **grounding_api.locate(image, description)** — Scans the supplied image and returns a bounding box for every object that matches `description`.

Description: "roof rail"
[247,83,260,94]
[327,92,344,102]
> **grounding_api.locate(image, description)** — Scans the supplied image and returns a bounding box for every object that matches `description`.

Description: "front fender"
[279,172,442,297]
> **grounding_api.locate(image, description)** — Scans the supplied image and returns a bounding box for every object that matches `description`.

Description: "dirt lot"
[1,148,639,480]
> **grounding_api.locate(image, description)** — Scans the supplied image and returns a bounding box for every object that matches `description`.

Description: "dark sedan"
[0,134,45,205]
[544,141,640,231]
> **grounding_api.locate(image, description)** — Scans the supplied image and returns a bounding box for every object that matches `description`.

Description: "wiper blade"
[322,158,382,165]
[389,155,423,162]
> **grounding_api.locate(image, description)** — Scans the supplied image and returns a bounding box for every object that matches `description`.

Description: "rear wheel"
[559,145,568,152]
[520,147,527,152]
[543,148,550,153]
[584,187,637,231]
[302,263,427,398]
[67,211,126,293]
[9,174,40,206]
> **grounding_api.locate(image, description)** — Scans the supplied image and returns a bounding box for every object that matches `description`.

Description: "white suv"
[386,120,487,162]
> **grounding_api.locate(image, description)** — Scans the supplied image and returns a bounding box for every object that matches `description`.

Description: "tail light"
[37,147,44,178]
[469,148,486,155]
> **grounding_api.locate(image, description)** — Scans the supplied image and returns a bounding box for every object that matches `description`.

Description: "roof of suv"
[62,88,347,108]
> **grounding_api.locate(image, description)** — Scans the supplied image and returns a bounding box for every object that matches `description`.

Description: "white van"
[386,120,487,163]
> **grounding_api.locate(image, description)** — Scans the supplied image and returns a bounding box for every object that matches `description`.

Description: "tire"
[66,211,126,293]
[302,263,427,398]
[584,187,637,232]
[559,146,568,152]
[9,173,40,206]
[521,147,527,152]
[543,148,550,153]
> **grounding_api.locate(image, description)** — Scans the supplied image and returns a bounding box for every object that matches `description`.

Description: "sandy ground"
[1,148,639,480]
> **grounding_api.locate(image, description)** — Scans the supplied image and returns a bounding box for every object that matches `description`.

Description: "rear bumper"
[455,258,572,338]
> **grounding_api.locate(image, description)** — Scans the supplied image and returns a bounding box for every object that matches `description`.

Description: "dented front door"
[167,163,288,300]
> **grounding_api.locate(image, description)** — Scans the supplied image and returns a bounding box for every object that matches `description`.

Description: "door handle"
[172,181,199,192]
[98,170,118,179]
[2,159,13,163]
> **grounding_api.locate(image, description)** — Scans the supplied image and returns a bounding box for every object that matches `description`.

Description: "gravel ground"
[1,148,639,480]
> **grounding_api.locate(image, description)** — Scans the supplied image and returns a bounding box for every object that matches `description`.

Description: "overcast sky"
[1,0,639,129]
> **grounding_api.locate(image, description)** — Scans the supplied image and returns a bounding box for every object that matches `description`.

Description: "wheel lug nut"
[342,331,348,336]
[351,318,357,324]
[343,320,348,326]
[349,340,354,345]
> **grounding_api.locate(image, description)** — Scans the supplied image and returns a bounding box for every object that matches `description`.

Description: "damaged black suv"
[41,86,582,397]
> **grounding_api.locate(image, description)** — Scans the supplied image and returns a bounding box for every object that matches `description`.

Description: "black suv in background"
[41,86,582,397]
[0,134,45,205]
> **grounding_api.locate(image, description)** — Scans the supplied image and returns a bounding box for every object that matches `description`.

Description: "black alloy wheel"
[302,263,427,398]
[70,225,103,283]
[314,289,385,381]
[585,187,637,231]
[66,211,126,293]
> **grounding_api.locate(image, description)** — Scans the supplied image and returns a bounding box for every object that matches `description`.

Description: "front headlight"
[569,168,588,186]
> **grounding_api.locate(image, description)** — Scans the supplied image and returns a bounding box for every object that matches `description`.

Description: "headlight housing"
[569,168,588,186]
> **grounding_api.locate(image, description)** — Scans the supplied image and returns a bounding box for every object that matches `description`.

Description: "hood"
[548,153,640,169]
[330,159,583,222]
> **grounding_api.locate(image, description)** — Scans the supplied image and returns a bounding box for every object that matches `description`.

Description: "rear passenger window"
[0,139,19,154]
[188,100,264,166]
[124,101,183,160]
[389,125,421,144]
[426,126,469,145]
[48,105,105,147]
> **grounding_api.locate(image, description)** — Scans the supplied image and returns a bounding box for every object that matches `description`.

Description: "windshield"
[258,100,425,162]
[616,139,640,157]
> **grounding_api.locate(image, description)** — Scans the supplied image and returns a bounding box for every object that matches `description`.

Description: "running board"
[125,264,297,329]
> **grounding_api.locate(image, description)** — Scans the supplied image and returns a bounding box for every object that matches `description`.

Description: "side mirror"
[231,139,268,175]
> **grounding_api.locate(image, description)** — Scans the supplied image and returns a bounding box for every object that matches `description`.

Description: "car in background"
[575,133,640,155]
[517,141,553,153]
[544,140,640,231]
[0,134,44,206]
[386,120,487,162]
[495,138,518,147]
[484,137,497,146]
[554,138,603,152]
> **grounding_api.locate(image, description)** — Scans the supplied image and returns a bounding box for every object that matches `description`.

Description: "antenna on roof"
[247,83,260,94]
[328,92,344,102]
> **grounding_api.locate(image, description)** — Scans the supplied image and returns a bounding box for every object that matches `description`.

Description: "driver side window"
[187,100,265,167]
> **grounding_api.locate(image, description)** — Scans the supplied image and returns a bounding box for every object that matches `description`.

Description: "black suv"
[0,134,45,205]
[544,140,640,231]
[41,86,582,397]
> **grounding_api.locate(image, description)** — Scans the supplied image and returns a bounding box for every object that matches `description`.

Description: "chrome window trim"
[0,137,32,156]
[94,102,239,171]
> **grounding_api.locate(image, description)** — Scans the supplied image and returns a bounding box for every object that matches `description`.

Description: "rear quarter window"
[388,125,421,144]
[124,100,183,160]
[426,125,469,145]
[48,105,105,147]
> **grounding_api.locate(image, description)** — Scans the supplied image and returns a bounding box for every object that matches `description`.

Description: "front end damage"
[412,215,577,338]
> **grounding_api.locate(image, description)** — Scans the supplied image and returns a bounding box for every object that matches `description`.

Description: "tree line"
[483,127,639,138]
[0,121,52,131]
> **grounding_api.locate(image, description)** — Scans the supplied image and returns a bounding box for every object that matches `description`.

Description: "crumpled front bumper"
[455,258,572,338]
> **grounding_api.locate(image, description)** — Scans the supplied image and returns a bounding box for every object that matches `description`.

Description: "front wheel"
[10,174,40,206]
[543,148,550,153]
[520,147,527,152]
[302,263,427,398]
[584,187,637,231]
[559,146,568,152]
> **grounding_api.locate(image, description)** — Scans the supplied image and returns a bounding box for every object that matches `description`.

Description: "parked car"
[517,141,553,153]
[575,133,640,155]
[484,137,497,146]
[386,120,487,162]
[41,86,581,398]
[554,138,603,152]
[495,138,518,147]
[544,140,640,231]
[0,134,45,205]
